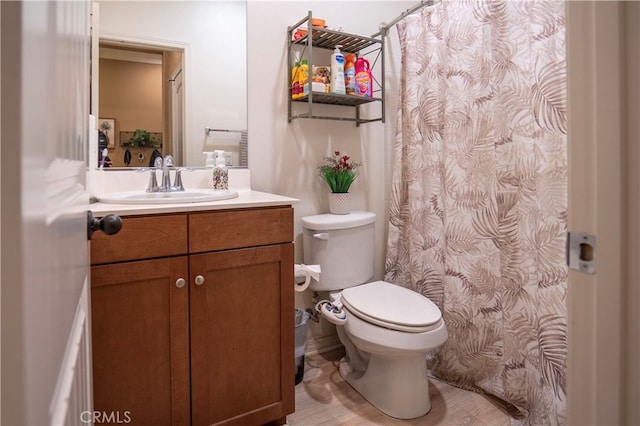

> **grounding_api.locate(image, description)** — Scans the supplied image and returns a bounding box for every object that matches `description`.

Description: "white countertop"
[90,189,299,216]
[88,168,298,216]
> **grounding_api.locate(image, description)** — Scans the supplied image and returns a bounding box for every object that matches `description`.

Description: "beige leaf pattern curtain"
[385,1,567,424]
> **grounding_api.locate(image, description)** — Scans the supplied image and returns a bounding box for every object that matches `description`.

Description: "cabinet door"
[91,256,190,425]
[190,244,294,426]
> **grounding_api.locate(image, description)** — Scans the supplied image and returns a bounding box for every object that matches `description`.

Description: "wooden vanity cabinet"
[90,206,295,426]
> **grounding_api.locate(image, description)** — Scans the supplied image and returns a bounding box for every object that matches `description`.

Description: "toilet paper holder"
[294,263,321,292]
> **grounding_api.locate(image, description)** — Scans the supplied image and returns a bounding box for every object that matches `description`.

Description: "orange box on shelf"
[310,18,325,28]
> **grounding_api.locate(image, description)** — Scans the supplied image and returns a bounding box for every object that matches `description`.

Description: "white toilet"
[302,211,448,420]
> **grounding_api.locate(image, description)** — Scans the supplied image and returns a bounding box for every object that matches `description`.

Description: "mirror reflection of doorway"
[171,65,183,169]
[98,42,184,167]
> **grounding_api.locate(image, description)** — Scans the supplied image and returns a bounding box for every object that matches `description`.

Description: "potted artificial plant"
[318,151,361,214]
[129,129,156,147]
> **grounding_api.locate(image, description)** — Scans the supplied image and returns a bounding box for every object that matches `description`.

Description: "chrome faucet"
[145,155,188,193]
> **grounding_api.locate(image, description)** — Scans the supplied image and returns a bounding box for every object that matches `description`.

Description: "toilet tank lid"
[302,211,376,231]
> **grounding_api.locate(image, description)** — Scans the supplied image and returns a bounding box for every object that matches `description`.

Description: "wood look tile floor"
[288,349,512,426]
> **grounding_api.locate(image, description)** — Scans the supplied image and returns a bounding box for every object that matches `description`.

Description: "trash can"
[294,308,311,385]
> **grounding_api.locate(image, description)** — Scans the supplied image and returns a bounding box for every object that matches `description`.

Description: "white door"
[1,1,94,424]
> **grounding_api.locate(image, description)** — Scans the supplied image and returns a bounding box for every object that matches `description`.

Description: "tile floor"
[287,349,512,426]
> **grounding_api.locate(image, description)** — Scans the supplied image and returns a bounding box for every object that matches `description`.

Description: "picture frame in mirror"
[99,118,115,149]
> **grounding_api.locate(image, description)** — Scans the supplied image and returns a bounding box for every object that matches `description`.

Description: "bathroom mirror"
[95,0,247,169]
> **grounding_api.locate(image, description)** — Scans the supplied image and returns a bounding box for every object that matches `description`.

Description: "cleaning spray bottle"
[344,53,356,95]
[330,45,346,95]
[212,150,229,190]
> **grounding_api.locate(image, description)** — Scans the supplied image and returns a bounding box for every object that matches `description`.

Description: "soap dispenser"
[204,151,216,167]
[212,150,229,190]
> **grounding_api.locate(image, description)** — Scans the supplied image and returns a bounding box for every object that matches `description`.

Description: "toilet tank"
[302,211,376,292]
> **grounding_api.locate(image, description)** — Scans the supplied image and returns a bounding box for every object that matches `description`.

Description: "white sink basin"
[98,189,238,205]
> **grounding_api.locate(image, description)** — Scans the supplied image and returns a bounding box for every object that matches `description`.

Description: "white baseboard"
[305,333,342,357]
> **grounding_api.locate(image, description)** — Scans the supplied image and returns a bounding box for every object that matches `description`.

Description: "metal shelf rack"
[287,11,385,126]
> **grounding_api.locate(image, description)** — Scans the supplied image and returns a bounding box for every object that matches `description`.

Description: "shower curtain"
[385,1,567,424]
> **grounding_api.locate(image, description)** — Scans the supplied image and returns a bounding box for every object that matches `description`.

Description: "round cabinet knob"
[175,278,186,288]
[195,275,205,286]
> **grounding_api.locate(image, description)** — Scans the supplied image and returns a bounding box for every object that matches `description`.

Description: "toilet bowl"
[340,281,447,353]
[302,212,448,419]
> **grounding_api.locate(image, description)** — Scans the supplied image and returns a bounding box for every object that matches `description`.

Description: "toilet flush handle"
[313,233,329,240]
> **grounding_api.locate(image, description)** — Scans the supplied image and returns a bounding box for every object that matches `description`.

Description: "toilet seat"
[341,281,442,333]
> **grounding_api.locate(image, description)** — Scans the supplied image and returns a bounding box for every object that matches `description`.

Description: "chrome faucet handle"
[173,167,194,191]
[145,168,159,192]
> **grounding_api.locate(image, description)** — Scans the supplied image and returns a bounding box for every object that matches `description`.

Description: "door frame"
[96,32,188,166]
[566,2,638,424]
[171,64,184,166]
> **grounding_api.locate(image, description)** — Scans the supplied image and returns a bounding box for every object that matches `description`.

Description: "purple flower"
[318,151,361,193]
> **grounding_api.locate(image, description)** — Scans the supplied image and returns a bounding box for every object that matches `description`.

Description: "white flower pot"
[328,193,351,215]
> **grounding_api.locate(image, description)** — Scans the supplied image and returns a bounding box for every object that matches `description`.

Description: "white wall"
[98,1,247,167]
[247,1,413,351]
[100,0,414,353]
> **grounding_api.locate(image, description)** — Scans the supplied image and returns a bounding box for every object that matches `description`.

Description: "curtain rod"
[373,0,438,37]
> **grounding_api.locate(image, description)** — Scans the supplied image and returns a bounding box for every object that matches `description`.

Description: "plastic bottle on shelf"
[291,52,301,99]
[330,45,346,95]
[344,53,356,95]
[300,59,309,97]
[355,57,372,97]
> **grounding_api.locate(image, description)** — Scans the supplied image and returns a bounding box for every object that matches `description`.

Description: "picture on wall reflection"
[99,118,115,149]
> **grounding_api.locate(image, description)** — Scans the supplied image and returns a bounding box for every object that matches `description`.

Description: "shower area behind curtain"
[385,1,567,424]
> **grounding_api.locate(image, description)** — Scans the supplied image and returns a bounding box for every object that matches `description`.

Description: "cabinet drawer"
[91,214,188,265]
[189,207,293,253]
